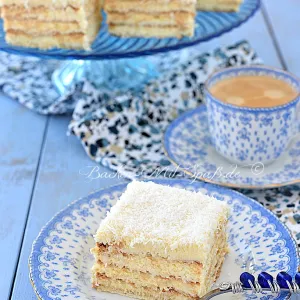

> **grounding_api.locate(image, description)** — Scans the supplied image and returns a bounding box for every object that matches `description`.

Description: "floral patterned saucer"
[29,179,298,300]
[163,105,300,189]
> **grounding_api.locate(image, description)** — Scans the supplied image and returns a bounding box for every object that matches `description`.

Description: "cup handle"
[296,101,300,134]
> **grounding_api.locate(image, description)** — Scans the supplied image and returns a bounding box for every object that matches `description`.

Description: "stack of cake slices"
[91,181,229,299]
[1,0,102,49]
[103,0,197,38]
[197,0,243,11]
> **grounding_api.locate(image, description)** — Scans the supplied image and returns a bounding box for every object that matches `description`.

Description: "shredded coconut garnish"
[95,181,229,260]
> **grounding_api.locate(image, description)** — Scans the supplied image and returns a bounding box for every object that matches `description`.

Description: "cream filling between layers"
[92,249,226,298]
[92,228,227,284]
[95,218,228,261]
[4,2,101,49]
[92,263,201,297]
[5,14,100,50]
[93,245,203,282]
[92,254,226,299]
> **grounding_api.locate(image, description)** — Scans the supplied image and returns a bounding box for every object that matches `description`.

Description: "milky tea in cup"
[204,66,300,165]
[210,74,297,108]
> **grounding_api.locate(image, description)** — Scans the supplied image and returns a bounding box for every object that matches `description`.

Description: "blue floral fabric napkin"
[0,53,95,114]
[69,41,260,177]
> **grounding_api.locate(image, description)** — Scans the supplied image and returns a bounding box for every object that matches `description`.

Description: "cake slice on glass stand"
[0,0,259,95]
[104,0,196,38]
[1,0,102,50]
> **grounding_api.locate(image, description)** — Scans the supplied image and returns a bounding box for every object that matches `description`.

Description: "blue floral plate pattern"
[29,179,299,300]
[163,105,300,189]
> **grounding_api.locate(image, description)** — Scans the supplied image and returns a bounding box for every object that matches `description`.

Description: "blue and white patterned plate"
[29,179,299,300]
[163,105,300,189]
[0,0,259,60]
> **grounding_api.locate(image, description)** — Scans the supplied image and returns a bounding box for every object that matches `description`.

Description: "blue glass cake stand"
[0,0,260,94]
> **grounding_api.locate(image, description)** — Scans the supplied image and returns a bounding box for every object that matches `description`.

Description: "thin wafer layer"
[104,0,196,37]
[6,32,89,49]
[93,248,203,282]
[104,0,195,13]
[1,5,96,23]
[92,247,226,297]
[92,262,201,296]
[108,24,194,38]
[4,20,83,35]
[93,258,225,299]
[92,227,227,283]
[1,0,90,9]
[5,16,100,50]
[197,0,242,11]
[94,276,192,300]
[107,11,194,27]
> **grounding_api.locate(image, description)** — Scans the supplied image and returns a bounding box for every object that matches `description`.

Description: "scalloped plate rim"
[163,105,300,189]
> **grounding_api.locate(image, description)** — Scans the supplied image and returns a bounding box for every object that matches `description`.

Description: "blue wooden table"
[0,0,299,299]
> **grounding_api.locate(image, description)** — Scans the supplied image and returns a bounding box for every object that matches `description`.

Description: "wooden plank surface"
[262,0,300,75]
[0,94,46,300]
[10,116,128,300]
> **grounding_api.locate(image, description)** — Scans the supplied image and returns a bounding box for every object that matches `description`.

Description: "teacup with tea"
[204,65,300,165]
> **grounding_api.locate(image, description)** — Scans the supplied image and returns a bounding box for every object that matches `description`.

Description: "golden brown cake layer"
[107,11,194,27]
[104,0,195,13]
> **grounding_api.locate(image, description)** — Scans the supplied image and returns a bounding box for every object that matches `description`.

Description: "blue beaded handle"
[202,271,300,299]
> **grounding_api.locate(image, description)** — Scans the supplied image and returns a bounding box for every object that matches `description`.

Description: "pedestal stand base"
[52,58,159,95]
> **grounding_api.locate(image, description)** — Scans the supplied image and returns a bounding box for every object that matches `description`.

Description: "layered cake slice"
[197,0,243,11]
[1,0,102,49]
[104,0,197,38]
[91,181,229,299]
